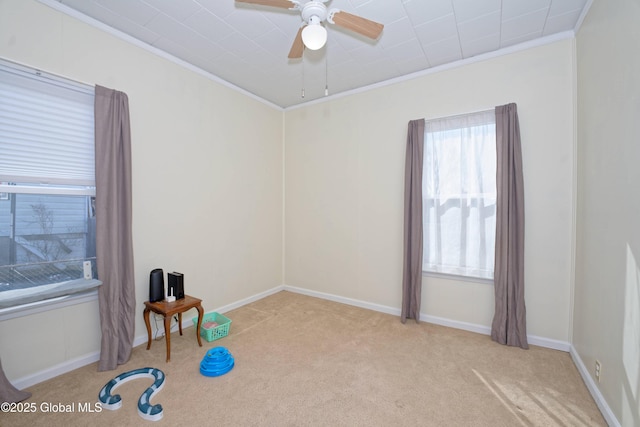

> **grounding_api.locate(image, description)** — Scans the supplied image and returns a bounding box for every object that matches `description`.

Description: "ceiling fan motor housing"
[301,1,328,24]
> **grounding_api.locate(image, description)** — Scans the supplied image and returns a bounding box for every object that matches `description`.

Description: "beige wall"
[0,0,283,380]
[284,40,576,342]
[575,0,640,424]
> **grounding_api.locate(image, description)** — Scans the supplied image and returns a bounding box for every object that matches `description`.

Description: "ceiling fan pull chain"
[325,46,329,96]
[301,55,305,98]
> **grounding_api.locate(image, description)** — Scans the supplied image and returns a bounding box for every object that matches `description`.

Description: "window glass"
[422,110,496,280]
[0,190,95,289]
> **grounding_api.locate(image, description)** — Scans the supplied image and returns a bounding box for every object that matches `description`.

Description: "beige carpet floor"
[1,291,605,426]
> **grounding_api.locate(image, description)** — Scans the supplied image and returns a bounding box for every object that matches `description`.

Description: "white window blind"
[0,60,95,187]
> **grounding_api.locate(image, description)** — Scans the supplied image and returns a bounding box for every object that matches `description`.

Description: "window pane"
[422,110,496,279]
[0,192,96,293]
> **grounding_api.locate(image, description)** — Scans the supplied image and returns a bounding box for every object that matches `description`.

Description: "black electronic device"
[168,272,184,300]
[149,268,164,302]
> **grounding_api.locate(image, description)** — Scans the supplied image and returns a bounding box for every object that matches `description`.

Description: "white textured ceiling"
[44,0,590,108]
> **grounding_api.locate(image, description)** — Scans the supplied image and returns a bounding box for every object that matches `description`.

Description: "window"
[422,110,496,280]
[0,59,98,310]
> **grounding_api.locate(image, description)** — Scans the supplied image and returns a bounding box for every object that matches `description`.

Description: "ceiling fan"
[236,0,384,58]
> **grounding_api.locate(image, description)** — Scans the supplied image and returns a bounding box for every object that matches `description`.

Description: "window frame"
[421,109,497,283]
[0,58,101,312]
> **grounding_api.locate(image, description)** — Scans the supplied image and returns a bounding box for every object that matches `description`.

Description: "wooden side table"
[143,294,204,362]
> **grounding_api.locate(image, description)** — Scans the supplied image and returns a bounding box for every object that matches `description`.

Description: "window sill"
[0,279,102,321]
[422,270,494,285]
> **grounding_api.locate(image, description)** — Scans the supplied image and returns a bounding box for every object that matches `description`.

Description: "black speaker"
[149,268,164,302]
[168,272,184,299]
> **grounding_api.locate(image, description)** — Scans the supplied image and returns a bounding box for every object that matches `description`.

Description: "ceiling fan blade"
[235,0,296,9]
[288,26,305,59]
[330,10,384,40]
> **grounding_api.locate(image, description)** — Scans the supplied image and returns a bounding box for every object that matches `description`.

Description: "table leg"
[195,304,204,347]
[144,308,152,350]
[164,315,171,362]
[178,313,183,336]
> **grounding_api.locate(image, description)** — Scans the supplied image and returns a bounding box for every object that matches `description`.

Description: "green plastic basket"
[193,312,231,342]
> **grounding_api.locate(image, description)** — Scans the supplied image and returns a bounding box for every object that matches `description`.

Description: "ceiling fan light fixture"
[301,17,327,50]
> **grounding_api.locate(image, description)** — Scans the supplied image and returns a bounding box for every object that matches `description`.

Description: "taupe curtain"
[0,358,30,403]
[401,119,425,323]
[95,85,136,370]
[491,103,528,349]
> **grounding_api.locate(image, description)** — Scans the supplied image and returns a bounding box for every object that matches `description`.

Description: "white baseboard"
[283,285,401,316]
[213,285,285,315]
[163,284,286,335]
[283,285,571,352]
[527,335,571,352]
[420,313,492,335]
[11,285,286,390]
[12,351,100,390]
[569,345,620,427]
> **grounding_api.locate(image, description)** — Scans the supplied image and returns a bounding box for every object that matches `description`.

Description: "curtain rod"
[423,107,495,122]
[0,56,94,91]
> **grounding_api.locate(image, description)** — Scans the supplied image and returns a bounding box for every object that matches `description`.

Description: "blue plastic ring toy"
[200,346,234,377]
